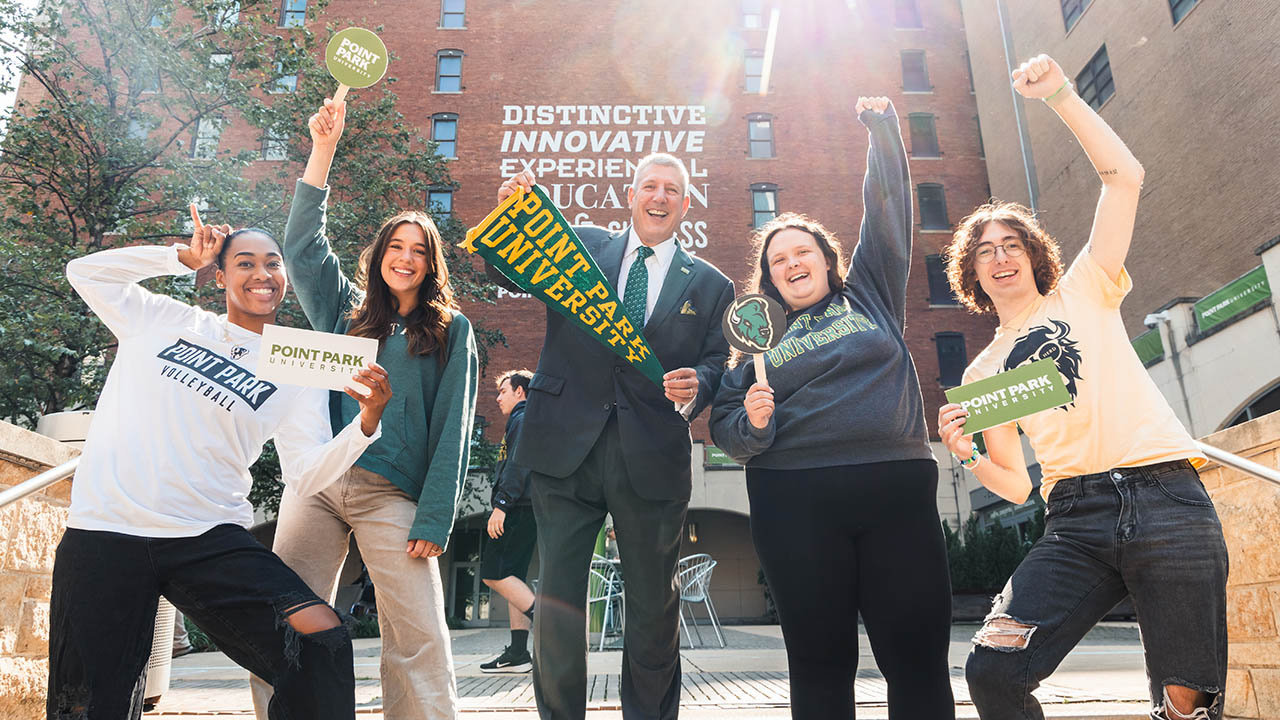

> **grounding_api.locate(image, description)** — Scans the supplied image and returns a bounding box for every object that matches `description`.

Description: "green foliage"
[183,616,217,653]
[0,1,503,517]
[350,614,380,639]
[943,507,1045,593]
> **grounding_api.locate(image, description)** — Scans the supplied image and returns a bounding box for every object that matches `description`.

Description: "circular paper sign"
[721,293,787,354]
[324,28,388,89]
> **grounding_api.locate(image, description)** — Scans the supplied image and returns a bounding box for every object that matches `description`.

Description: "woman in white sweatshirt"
[49,212,390,720]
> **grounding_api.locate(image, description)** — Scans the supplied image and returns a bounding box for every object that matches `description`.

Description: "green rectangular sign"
[1131,328,1164,366]
[704,446,740,466]
[1194,265,1270,334]
[944,358,1072,434]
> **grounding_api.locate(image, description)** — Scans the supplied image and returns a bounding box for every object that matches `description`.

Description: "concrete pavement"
[147,623,1154,718]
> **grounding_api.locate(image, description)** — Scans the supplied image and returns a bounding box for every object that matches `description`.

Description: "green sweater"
[283,180,479,548]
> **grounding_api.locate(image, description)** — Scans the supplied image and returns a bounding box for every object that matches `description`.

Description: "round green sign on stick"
[325,27,388,104]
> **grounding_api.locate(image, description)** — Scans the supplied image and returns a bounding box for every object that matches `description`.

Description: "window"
[280,0,306,28]
[432,113,457,158]
[1060,0,1091,31]
[908,113,940,157]
[742,0,764,29]
[132,65,160,94]
[206,52,232,89]
[261,128,288,161]
[747,114,774,158]
[935,332,966,387]
[441,0,465,28]
[1169,0,1198,23]
[436,50,462,92]
[744,50,764,94]
[1227,383,1280,428]
[428,188,453,219]
[750,183,778,228]
[918,183,949,230]
[271,59,297,93]
[894,0,922,28]
[191,118,223,160]
[126,117,149,140]
[901,50,930,92]
[1076,45,1115,111]
[925,255,957,305]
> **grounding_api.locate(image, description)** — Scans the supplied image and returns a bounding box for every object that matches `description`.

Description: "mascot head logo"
[722,294,786,355]
[1005,319,1083,407]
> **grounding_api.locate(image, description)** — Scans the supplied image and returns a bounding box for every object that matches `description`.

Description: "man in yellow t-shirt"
[937,54,1226,720]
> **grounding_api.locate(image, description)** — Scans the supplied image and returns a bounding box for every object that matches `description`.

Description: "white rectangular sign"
[256,324,378,392]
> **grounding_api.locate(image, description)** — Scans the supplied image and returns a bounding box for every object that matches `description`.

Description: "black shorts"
[480,505,538,581]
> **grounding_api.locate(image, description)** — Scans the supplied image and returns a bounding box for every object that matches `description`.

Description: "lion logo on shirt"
[1004,319,1082,407]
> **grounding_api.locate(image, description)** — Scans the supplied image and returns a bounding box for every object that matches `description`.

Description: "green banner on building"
[704,446,740,466]
[461,186,665,386]
[1194,265,1271,334]
[1131,328,1164,366]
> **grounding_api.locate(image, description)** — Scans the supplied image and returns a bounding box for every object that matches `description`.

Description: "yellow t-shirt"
[963,249,1204,500]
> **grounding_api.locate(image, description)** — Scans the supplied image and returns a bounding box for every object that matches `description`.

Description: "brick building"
[14,0,996,623]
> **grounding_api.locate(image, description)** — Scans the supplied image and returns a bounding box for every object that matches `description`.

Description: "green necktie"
[623,246,654,325]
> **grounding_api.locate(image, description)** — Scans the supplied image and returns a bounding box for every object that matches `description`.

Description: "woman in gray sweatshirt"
[710,98,952,719]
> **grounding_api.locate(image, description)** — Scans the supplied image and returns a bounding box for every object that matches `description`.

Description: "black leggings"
[747,459,955,719]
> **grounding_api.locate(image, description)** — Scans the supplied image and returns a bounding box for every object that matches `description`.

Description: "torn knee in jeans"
[973,615,1037,651]
[1155,682,1220,720]
[274,597,349,669]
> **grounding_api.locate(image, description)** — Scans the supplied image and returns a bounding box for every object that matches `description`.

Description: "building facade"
[959,0,1280,529]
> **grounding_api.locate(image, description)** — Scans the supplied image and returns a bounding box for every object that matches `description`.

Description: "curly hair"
[347,211,457,359]
[945,201,1064,314]
[728,212,847,367]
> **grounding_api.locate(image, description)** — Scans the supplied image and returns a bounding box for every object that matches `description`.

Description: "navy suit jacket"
[488,225,733,501]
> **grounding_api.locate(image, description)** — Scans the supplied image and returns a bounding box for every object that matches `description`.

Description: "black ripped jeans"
[48,525,354,720]
[966,461,1228,720]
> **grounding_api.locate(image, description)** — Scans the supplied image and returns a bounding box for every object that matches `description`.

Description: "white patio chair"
[676,555,725,648]
[588,557,624,651]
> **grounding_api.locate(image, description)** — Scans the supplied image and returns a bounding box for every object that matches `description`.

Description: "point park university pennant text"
[461,187,665,386]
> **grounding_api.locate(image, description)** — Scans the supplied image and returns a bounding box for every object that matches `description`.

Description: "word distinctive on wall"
[461,186,665,386]
[498,104,710,252]
[945,358,1071,434]
[257,324,379,392]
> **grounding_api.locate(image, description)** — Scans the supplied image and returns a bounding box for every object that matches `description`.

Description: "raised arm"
[709,363,775,465]
[66,207,228,339]
[850,97,914,328]
[1013,54,1144,282]
[284,99,356,331]
[938,404,1033,504]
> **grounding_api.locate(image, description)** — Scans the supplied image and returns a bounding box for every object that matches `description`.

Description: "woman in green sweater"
[249,98,478,720]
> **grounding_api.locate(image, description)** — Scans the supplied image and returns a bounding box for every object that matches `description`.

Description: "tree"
[0,0,500,513]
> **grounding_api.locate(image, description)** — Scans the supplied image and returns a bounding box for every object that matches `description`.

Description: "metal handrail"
[1197,441,1280,488]
[0,456,79,509]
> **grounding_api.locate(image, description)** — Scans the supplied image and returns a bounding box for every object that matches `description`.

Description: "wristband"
[957,441,981,470]
[1043,79,1073,105]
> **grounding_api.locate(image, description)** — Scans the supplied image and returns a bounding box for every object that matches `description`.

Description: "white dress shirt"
[616,228,678,326]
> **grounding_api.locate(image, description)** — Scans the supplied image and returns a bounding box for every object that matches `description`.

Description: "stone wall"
[0,421,78,720]
[1198,411,1280,719]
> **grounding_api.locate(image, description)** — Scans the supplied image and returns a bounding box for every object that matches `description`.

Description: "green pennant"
[462,187,666,386]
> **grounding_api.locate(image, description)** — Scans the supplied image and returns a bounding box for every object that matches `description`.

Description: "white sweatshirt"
[65,245,381,538]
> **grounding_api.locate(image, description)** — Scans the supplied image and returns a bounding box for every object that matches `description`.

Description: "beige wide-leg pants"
[249,465,458,720]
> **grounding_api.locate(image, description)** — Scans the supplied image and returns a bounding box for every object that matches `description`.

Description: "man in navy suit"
[489,154,733,720]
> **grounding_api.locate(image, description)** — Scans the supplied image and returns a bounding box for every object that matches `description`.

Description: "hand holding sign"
[348,361,392,438]
[308,97,346,150]
[325,27,388,105]
[942,358,1072,435]
[721,293,786,387]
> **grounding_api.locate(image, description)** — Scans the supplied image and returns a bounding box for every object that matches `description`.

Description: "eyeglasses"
[974,240,1026,264]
